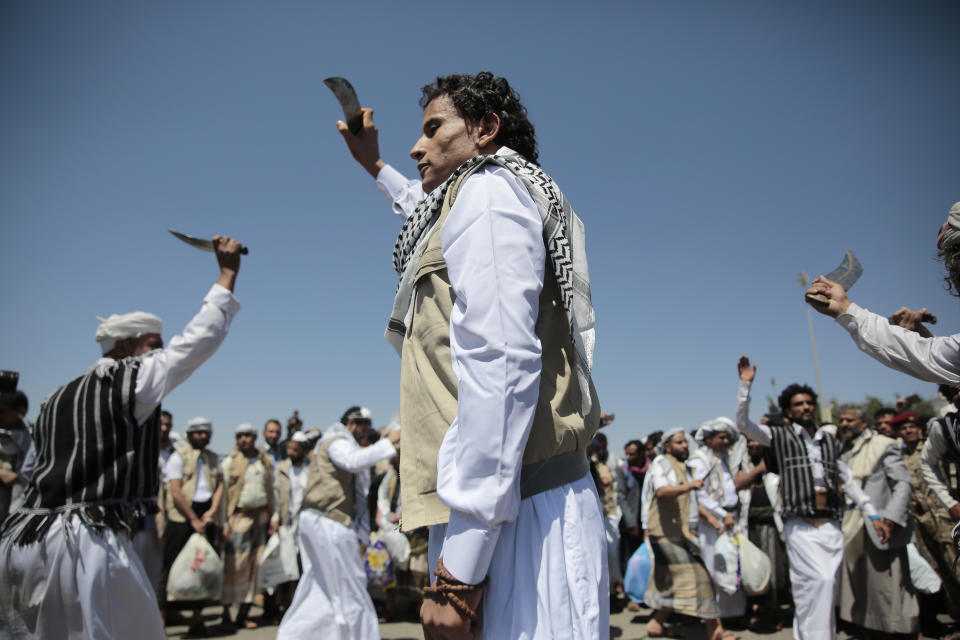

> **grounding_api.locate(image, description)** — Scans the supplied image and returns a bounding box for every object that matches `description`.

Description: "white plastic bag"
[739,534,771,596]
[711,530,741,595]
[166,533,223,601]
[257,526,300,590]
[906,542,941,594]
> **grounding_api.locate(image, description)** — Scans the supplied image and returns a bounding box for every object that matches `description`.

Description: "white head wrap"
[234,422,257,436]
[938,201,960,250]
[656,427,688,455]
[95,311,162,355]
[345,407,373,422]
[695,417,738,444]
[291,431,309,444]
[185,416,212,434]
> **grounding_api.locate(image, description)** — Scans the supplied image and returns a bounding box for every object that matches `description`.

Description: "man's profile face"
[263,421,281,446]
[160,414,172,435]
[786,393,816,427]
[624,444,642,467]
[664,433,688,461]
[410,95,485,194]
[837,410,864,441]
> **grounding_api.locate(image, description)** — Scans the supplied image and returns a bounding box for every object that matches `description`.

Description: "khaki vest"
[166,445,221,523]
[225,449,274,518]
[301,436,355,527]
[647,455,698,544]
[399,171,601,532]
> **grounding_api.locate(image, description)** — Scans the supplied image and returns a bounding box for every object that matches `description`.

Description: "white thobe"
[0,284,239,640]
[277,424,396,640]
[736,379,877,640]
[377,162,608,640]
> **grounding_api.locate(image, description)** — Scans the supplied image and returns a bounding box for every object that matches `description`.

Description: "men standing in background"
[835,403,917,637]
[220,422,278,630]
[161,416,223,635]
[0,372,31,521]
[0,235,243,640]
[267,430,311,620]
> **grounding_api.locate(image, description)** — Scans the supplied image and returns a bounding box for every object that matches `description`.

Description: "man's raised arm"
[336,107,425,218]
[735,356,772,446]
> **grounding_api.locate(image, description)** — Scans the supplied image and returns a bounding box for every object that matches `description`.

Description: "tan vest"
[399,172,601,532]
[274,458,292,526]
[647,455,697,544]
[165,445,220,524]
[301,435,355,527]
[225,449,274,518]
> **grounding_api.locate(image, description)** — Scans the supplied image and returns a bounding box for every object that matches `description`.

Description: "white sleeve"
[640,471,653,529]
[327,437,396,473]
[688,457,725,519]
[838,459,878,518]
[375,164,426,219]
[134,284,241,424]
[920,421,960,512]
[649,458,672,491]
[377,469,394,528]
[164,451,185,482]
[435,167,546,585]
[837,303,960,384]
[736,380,773,446]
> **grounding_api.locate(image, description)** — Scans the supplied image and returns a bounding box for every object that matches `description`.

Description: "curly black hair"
[778,383,818,414]
[938,244,960,297]
[419,72,539,165]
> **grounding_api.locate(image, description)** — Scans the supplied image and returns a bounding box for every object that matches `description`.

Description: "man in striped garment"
[0,235,244,640]
[735,356,886,640]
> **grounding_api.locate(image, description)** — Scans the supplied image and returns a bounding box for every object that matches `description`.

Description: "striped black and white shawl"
[386,147,597,413]
[1,357,161,545]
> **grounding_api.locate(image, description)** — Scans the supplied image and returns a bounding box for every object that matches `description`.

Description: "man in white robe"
[337,72,607,640]
[0,236,243,640]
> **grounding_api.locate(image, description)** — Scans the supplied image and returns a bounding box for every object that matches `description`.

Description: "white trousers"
[784,518,843,640]
[0,515,165,640]
[277,511,380,640]
[428,475,609,640]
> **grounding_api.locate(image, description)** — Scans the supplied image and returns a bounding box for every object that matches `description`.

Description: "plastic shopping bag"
[739,534,771,596]
[167,533,223,601]
[624,542,653,604]
[364,539,395,588]
[257,526,300,590]
[907,542,942,594]
[711,530,741,595]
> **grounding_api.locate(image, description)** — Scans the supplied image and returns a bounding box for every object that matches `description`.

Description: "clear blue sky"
[2,1,959,456]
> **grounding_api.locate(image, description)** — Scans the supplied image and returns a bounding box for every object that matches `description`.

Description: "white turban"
[695,417,738,444]
[345,407,373,422]
[291,431,309,444]
[95,311,162,355]
[938,201,960,250]
[185,416,212,434]
[234,422,257,436]
[656,427,688,455]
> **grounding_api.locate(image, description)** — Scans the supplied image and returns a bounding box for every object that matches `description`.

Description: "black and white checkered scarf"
[385,147,596,413]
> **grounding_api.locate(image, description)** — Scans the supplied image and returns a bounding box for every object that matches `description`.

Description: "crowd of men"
[1,70,959,640]
[589,374,960,640]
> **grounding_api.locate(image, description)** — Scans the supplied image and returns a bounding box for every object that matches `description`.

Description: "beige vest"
[399,172,601,532]
[647,455,697,544]
[274,458,293,526]
[301,435,355,527]
[165,446,220,524]
[225,449,274,518]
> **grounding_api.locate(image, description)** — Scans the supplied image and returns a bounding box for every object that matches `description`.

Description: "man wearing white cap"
[220,422,278,630]
[277,406,400,639]
[0,236,243,640]
[160,416,223,634]
[268,430,311,618]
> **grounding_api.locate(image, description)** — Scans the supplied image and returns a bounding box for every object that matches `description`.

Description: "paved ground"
[162,601,955,639]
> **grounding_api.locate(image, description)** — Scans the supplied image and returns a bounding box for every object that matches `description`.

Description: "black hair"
[161,410,172,420]
[594,432,607,446]
[420,72,539,165]
[264,418,282,428]
[645,431,663,447]
[340,406,362,425]
[938,243,960,297]
[625,439,643,451]
[873,407,896,420]
[11,391,28,413]
[778,383,818,413]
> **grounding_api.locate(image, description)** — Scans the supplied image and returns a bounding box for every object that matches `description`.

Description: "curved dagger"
[168,229,249,255]
[323,77,363,135]
[805,249,860,303]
